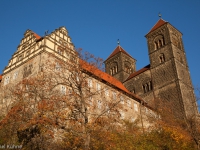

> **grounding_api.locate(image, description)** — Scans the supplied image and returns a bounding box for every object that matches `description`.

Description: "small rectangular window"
[61,85,66,95]
[96,83,101,91]
[105,88,109,97]
[106,104,110,113]
[134,103,138,112]
[89,96,93,106]
[120,111,125,119]
[120,96,124,104]
[113,92,116,100]
[4,76,10,85]
[88,79,93,88]
[13,71,18,80]
[55,62,61,71]
[127,99,131,107]
[97,100,102,109]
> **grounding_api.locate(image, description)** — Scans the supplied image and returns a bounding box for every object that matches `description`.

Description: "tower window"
[110,62,118,75]
[159,53,165,63]
[142,81,152,93]
[154,35,165,50]
[124,61,132,74]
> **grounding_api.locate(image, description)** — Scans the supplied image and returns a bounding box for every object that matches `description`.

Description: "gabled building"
[0,18,198,122]
[105,18,198,119]
[0,25,152,126]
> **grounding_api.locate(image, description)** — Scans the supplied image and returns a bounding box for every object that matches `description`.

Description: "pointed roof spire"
[146,18,168,35]
[105,45,132,61]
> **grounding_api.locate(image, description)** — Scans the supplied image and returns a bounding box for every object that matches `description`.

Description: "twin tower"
[104,19,198,119]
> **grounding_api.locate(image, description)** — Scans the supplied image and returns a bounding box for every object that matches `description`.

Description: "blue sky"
[0,0,200,92]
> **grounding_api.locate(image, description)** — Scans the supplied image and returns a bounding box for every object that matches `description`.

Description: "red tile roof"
[146,19,167,35]
[33,32,41,40]
[106,45,132,60]
[80,59,144,103]
[124,64,150,82]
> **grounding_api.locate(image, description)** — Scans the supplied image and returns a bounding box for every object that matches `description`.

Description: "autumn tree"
[0,49,129,149]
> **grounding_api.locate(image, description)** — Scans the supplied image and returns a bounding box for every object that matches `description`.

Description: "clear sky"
[0,0,200,91]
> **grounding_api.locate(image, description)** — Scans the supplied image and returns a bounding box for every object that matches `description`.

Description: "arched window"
[154,35,165,50]
[142,80,152,93]
[110,62,118,75]
[124,61,132,74]
[159,53,165,63]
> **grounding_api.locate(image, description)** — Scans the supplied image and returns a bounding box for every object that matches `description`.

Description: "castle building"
[0,18,198,122]
[105,18,198,119]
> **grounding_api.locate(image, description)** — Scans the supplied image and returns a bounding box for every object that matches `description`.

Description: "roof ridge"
[105,45,132,61]
[146,18,168,35]
[33,32,41,40]
[80,59,144,103]
[124,64,150,82]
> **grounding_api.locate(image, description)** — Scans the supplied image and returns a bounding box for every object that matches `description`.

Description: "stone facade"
[105,19,198,119]
[0,26,153,128]
[1,18,197,124]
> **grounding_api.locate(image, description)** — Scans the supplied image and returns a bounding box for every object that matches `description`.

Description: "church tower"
[104,45,136,82]
[146,19,198,118]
